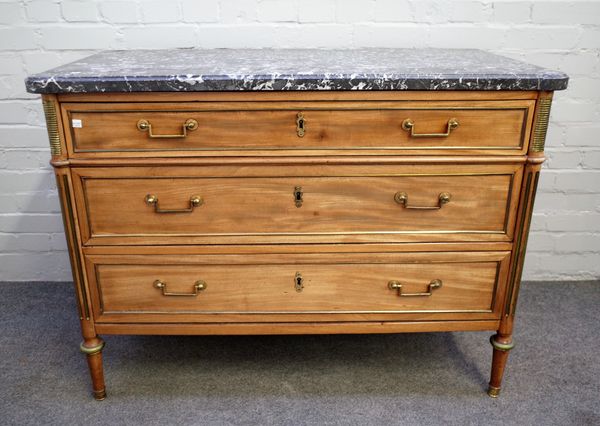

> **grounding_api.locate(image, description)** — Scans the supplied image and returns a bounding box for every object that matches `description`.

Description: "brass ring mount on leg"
[80,339,107,400]
[487,334,514,398]
[489,335,515,352]
[80,339,105,355]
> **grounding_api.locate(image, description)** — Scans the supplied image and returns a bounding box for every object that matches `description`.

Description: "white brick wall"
[0,0,598,281]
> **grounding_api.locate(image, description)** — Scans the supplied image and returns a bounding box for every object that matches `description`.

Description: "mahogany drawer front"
[86,251,510,323]
[62,100,534,156]
[72,164,523,245]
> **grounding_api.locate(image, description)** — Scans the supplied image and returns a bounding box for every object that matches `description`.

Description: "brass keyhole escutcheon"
[295,272,304,292]
[294,186,303,208]
[296,112,306,137]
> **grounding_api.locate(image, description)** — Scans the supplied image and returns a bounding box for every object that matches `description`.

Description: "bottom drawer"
[85,251,510,323]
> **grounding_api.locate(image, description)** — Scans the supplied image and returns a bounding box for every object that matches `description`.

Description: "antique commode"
[25,49,568,399]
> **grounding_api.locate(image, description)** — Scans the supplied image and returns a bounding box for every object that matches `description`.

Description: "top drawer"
[61,100,535,157]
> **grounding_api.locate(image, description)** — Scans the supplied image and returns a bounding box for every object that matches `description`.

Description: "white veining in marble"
[25,48,569,93]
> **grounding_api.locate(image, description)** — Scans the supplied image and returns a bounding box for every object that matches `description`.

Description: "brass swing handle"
[402,118,459,138]
[145,194,203,213]
[388,279,443,297]
[137,118,198,139]
[154,279,207,297]
[394,192,451,210]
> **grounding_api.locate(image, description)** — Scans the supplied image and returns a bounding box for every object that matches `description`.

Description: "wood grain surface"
[43,89,550,398]
[61,99,534,157]
[86,250,510,324]
[72,163,522,245]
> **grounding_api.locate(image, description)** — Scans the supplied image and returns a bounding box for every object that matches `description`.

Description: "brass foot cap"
[93,389,106,401]
[487,385,501,398]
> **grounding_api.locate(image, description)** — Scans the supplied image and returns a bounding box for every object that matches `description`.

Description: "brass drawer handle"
[296,112,306,137]
[137,118,198,138]
[154,279,207,297]
[394,192,451,210]
[402,118,459,138]
[145,194,203,213]
[388,279,442,297]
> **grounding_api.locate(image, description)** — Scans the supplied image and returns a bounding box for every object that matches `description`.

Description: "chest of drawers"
[26,49,568,400]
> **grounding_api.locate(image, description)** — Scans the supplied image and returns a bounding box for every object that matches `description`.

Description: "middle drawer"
[72,163,523,245]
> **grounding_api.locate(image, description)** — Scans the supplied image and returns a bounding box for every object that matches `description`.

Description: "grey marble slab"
[25,48,568,94]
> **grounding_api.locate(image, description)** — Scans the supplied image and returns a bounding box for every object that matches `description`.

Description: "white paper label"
[71,119,82,128]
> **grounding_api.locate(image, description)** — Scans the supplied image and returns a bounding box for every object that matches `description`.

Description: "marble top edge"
[25,48,569,94]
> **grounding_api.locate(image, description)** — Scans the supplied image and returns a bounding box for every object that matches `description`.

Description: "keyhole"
[296,112,306,137]
[294,186,303,208]
[295,272,304,292]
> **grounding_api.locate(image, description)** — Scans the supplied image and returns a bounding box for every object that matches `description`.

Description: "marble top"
[25,48,568,94]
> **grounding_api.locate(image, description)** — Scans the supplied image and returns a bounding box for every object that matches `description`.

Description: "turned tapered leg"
[49,99,109,400]
[488,334,515,397]
[485,90,553,397]
[80,338,106,400]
